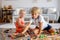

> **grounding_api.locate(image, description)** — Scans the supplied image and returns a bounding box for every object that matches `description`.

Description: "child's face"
[31,12,39,19]
[19,11,26,18]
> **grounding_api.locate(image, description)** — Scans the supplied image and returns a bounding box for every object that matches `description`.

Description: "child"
[9,9,32,39]
[15,9,32,35]
[15,9,26,34]
[29,7,55,38]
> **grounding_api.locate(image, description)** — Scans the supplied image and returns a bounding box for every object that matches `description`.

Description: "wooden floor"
[0,23,60,40]
[0,32,60,40]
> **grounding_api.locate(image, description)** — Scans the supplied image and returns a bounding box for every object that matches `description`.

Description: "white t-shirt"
[30,15,48,30]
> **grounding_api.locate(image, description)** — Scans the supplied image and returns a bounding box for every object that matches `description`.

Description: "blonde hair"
[19,8,26,14]
[31,7,41,14]
[20,8,25,12]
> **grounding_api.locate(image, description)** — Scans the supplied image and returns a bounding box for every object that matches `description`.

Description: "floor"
[0,23,60,40]
[0,23,60,29]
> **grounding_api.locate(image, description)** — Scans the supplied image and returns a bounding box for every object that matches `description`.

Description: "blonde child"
[29,7,55,38]
[9,9,32,39]
[15,9,32,35]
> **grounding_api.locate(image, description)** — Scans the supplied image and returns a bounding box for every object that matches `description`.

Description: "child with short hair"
[15,9,32,35]
[15,9,26,33]
[30,7,55,38]
[9,9,32,39]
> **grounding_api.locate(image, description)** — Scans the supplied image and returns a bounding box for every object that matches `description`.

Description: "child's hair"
[19,8,26,14]
[31,7,41,14]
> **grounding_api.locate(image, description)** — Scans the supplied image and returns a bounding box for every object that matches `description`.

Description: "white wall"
[57,0,60,16]
[0,0,2,8]
[2,0,57,9]
[58,0,60,10]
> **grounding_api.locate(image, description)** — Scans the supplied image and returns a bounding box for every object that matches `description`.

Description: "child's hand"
[36,34,41,38]
[29,20,32,24]
[21,32,25,35]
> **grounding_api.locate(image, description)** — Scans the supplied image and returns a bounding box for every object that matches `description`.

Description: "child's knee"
[49,28,55,33]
